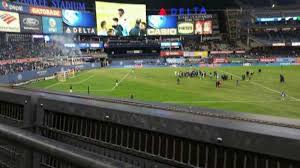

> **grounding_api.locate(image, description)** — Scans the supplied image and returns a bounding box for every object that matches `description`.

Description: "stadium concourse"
[0,0,300,167]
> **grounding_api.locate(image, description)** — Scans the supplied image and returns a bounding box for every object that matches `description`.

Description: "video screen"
[148,15,177,29]
[62,10,96,28]
[147,15,178,36]
[95,1,146,36]
[195,20,212,35]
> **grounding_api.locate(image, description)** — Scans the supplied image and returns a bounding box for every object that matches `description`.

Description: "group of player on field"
[174,68,287,100]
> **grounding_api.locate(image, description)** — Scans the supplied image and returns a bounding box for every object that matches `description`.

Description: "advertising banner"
[64,26,96,35]
[147,15,177,36]
[20,14,42,33]
[235,50,246,54]
[42,16,63,34]
[210,51,234,54]
[0,10,20,32]
[228,58,245,63]
[245,58,259,63]
[177,22,194,35]
[166,58,185,64]
[213,58,228,64]
[95,1,146,36]
[0,57,41,65]
[183,51,208,57]
[297,57,300,63]
[276,57,295,63]
[29,6,62,17]
[62,10,95,27]
[161,42,181,48]
[0,0,29,13]
[160,51,184,57]
[259,58,276,63]
[178,14,213,22]
[195,20,212,35]
[14,0,86,11]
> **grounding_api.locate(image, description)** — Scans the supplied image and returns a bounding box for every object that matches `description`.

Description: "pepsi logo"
[2,0,8,9]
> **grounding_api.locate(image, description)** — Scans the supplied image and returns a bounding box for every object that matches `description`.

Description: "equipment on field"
[57,69,75,82]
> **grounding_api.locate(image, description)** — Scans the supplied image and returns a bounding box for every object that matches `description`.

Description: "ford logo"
[23,18,39,26]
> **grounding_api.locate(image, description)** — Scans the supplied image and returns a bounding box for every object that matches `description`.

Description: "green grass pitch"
[27,65,300,119]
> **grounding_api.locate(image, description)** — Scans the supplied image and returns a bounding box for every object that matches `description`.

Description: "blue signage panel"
[148,15,177,29]
[42,16,63,34]
[0,0,29,13]
[15,0,86,11]
[62,10,95,27]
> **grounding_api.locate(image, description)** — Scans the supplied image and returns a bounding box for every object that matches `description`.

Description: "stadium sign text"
[29,6,61,17]
[169,6,207,15]
[64,26,96,35]
[15,0,86,11]
[147,28,177,36]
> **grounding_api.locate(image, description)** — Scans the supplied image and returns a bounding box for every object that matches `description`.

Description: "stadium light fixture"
[272,4,276,8]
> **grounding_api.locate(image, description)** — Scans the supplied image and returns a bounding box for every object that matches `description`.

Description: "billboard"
[95,1,146,36]
[0,0,29,13]
[29,6,62,17]
[20,14,42,33]
[147,15,177,36]
[62,10,95,27]
[213,58,228,64]
[184,51,208,57]
[195,20,212,35]
[0,10,20,32]
[62,10,96,35]
[64,27,96,35]
[160,51,183,57]
[42,17,63,34]
[177,22,194,35]
[14,0,86,11]
[259,58,276,63]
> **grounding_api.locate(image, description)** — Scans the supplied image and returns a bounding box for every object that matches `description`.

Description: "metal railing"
[0,87,299,168]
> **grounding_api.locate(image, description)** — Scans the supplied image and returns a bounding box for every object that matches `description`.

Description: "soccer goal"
[57,71,67,82]
[56,69,75,82]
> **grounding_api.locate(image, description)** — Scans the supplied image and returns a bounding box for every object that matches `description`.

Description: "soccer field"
[27,65,300,119]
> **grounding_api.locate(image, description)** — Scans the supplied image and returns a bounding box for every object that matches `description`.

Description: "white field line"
[218,69,300,101]
[71,71,131,92]
[111,71,131,91]
[45,72,95,89]
[62,74,96,85]
[164,100,298,104]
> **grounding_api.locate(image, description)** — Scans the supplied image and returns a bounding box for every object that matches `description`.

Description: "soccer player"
[112,18,123,36]
[118,8,129,36]
[115,80,119,87]
[280,74,285,83]
[177,78,180,85]
[236,80,239,87]
[88,86,90,95]
[209,72,213,80]
[242,75,246,81]
[281,91,286,101]
[129,19,141,36]
[216,73,220,80]
[139,22,147,36]
[98,21,107,36]
[69,85,73,93]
